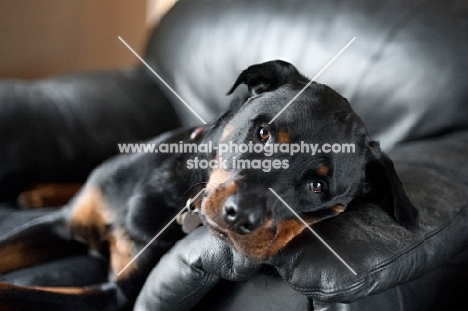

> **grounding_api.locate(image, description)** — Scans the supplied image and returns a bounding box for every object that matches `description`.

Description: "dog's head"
[200,60,419,261]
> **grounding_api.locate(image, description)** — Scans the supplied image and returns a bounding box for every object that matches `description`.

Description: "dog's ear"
[227,60,308,96]
[365,141,419,230]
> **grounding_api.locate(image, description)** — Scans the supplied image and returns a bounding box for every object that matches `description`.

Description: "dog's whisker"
[183,182,208,196]
[191,198,203,206]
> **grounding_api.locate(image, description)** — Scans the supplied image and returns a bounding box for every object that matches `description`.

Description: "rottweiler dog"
[0,60,419,310]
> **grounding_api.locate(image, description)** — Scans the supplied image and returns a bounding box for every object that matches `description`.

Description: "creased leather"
[147,0,468,151]
[134,227,260,311]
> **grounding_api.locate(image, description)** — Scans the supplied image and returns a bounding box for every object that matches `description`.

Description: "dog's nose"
[223,197,265,234]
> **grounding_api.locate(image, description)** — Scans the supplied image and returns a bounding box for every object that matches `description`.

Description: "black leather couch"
[1,0,468,310]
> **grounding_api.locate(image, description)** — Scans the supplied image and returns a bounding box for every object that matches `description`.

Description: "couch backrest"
[145,0,468,150]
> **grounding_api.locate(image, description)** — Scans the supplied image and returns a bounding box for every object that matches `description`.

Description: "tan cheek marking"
[230,217,317,261]
[317,165,330,176]
[202,181,238,226]
[69,186,115,252]
[108,227,136,281]
[203,168,236,223]
[221,124,234,141]
[230,219,276,261]
[277,130,290,144]
[266,217,316,256]
[205,168,232,191]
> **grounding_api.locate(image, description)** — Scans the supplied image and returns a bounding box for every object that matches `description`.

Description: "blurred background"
[0,0,177,79]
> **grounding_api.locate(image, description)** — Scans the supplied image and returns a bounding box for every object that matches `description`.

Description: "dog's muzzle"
[222,192,266,234]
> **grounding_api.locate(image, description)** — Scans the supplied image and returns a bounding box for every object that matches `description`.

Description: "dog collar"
[179,127,205,234]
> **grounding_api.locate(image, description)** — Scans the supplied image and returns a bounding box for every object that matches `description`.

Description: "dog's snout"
[223,196,265,234]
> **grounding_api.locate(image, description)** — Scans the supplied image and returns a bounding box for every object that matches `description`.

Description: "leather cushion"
[146,0,468,150]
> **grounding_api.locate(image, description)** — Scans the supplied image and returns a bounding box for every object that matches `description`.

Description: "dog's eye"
[258,127,270,143]
[309,181,322,193]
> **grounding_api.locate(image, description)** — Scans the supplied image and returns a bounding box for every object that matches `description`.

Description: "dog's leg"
[0,216,183,310]
[1,172,187,309]
[0,208,86,275]
[0,282,120,311]
[18,183,82,208]
[0,186,126,310]
[0,183,114,274]
[107,223,184,305]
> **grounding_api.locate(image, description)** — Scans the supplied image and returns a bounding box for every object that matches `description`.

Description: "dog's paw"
[17,183,82,208]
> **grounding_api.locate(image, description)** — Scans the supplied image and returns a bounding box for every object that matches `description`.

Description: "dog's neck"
[183,96,246,203]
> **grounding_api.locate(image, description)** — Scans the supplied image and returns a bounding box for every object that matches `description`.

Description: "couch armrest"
[0,68,180,201]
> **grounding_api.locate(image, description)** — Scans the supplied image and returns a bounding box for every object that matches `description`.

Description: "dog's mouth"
[201,197,311,261]
[200,214,229,241]
[201,168,313,261]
